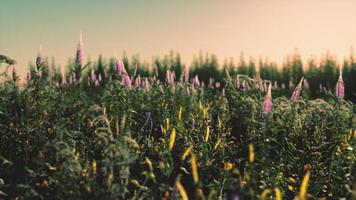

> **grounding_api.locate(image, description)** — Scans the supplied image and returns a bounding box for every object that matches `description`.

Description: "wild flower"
[224,162,234,171]
[165,70,174,85]
[192,75,200,86]
[215,81,221,88]
[36,45,44,67]
[262,84,272,114]
[335,67,345,98]
[254,72,261,86]
[143,78,150,91]
[114,51,125,75]
[135,74,141,87]
[122,73,131,87]
[90,69,96,82]
[290,77,304,102]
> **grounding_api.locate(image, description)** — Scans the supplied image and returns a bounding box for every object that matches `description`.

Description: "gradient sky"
[1,0,356,75]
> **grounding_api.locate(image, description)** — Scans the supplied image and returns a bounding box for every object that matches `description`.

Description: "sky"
[1,0,356,75]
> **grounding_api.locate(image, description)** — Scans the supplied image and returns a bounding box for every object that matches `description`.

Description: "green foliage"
[0,53,355,200]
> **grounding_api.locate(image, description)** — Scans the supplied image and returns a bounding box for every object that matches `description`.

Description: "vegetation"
[0,44,355,199]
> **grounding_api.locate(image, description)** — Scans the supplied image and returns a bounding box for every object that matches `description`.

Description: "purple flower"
[91,69,96,82]
[254,72,261,86]
[192,75,200,86]
[335,67,345,98]
[262,84,272,114]
[144,78,150,91]
[114,50,127,75]
[116,59,125,74]
[135,74,142,87]
[215,81,221,88]
[165,70,174,85]
[122,73,132,87]
[290,77,304,102]
[36,45,44,67]
[75,32,84,66]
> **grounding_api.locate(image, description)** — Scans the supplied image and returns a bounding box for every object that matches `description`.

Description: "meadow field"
[0,43,355,200]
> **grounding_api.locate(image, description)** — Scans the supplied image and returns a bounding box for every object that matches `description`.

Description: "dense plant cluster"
[0,41,355,199]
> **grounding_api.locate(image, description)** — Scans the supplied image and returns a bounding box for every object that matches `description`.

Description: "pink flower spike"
[144,78,150,92]
[114,50,124,74]
[290,77,304,102]
[262,83,272,114]
[335,67,345,99]
[135,74,142,87]
[192,75,200,86]
[122,73,132,87]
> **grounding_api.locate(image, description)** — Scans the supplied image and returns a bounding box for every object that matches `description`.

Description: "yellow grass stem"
[176,179,189,200]
[204,126,210,142]
[274,188,282,200]
[181,146,193,161]
[248,144,255,163]
[299,171,311,200]
[191,153,199,184]
[168,128,176,151]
